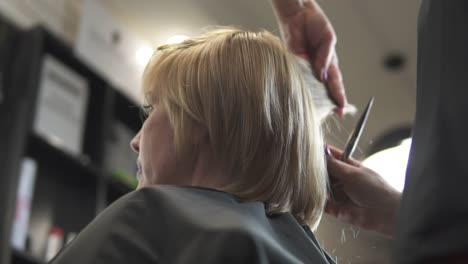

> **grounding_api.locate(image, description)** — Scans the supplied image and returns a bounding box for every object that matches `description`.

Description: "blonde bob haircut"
[143,27,328,229]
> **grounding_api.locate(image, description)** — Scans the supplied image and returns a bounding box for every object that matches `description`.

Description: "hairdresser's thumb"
[326,153,357,183]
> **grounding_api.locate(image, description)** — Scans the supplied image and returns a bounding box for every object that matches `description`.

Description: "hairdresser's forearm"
[271,0,320,20]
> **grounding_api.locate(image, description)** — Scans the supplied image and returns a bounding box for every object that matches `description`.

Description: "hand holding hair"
[271,0,347,116]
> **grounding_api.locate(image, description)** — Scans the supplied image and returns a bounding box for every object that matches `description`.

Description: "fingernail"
[325,146,332,157]
[334,107,343,117]
[321,69,328,82]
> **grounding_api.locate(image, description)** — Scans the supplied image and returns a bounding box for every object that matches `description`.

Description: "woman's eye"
[139,105,154,122]
[142,104,154,114]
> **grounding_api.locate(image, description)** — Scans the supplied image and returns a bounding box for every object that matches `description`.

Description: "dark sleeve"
[395,0,468,263]
[428,256,468,264]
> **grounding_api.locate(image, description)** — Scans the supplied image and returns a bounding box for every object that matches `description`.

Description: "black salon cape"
[50,185,334,264]
[395,0,468,263]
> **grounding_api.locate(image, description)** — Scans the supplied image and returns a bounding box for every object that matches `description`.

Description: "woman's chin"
[136,176,145,189]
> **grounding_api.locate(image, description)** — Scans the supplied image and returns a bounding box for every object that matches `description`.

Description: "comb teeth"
[295,57,356,121]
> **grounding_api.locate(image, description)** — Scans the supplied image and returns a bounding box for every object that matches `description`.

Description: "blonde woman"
[52,28,342,263]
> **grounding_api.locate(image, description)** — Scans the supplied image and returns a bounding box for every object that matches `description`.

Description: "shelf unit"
[0,18,141,264]
[11,249,45,264]
[0,16,29,264]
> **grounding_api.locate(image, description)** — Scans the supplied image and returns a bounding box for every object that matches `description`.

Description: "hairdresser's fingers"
[311,30,336,82]
[327,145,362,167]
[324,198,340,216]
[326,155,366,185]
[326,55,347,115]
[285,22,309,60]
[325,198,351,218]
[325,200,369,227]
[327,145,342,159]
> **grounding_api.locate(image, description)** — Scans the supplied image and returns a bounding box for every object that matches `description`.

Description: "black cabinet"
[0,21,141,264]
[0,15,28,264]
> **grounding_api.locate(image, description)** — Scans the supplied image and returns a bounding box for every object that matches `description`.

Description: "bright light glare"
[166,35,189,44]
[135,46,154,66]
[362,138,412,192]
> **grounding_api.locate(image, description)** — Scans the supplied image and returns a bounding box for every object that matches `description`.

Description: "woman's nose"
[130,131,141,153]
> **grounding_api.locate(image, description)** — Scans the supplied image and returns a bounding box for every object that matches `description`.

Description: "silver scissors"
[340,97,374,161]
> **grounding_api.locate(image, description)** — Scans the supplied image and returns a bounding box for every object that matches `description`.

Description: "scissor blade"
[340,97,374,161]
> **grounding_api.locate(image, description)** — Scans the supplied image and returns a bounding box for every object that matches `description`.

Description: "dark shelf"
[11,249,45,264]
[23,132,100,262]
[108,176,134,194]
[1,22,144,264]
[106,174,135,204]
[26,132,102,181]
[114,89,142,133]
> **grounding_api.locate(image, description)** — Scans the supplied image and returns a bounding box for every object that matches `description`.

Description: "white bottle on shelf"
[45,227,64,261]
[10,157,37,251]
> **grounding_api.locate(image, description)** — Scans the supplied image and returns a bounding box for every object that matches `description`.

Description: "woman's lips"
[136,162,142,179]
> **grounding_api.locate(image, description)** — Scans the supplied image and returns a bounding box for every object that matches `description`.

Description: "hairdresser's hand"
[325,146,401,237]
[272,0,346,115]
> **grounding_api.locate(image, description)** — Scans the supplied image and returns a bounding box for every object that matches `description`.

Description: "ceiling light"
[135,46,154,66]
[362,138,411,192]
